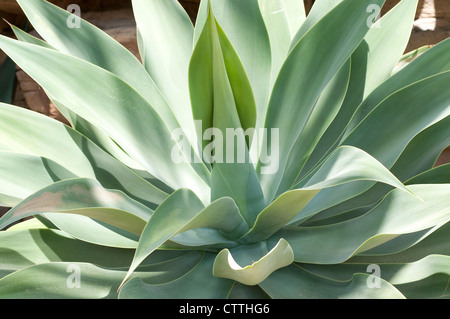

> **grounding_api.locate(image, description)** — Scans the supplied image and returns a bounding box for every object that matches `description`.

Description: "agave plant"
[0,0,449,299]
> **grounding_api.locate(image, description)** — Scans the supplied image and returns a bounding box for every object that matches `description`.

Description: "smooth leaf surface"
[189,7,257,144]
[0,252,204,299]
[17,0,180,135]
[289,0,342,49]
[276,59,351,194]
[0,178,153,235]
[195,0,272,130]
[240,146,410,243]
[342,71,450,169]
[0,151,76,207]
[0,36,210,202]
[351,221,450,264]
[11,24,153,169]
[294,71,450,221]
[272,184,450,264]
[120,252,234,299]
[0,228,150,279]
[258,0,385,202]
[258,0,306,84]
[344,37,450,136]
[191,5,265,225]
[132,0,198,148]
[122,189,249,286]
[301,0,418,180]
[0,103,168,209]
[303,255,450,285]
[259,264,404,299]
[213,238,294,286]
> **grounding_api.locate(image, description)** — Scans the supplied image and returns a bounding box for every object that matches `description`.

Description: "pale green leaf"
[240,145,410,242]
[122,189,248,286]
[301,0,419,179]
[272,184,450,264]
[213,238,294,286]
[0,103,168,209]
[132,0,198,148]
[0,37,210,202]
[0,151,76,207]
[195,0,272,131]
[0,178,153,235]
[259,264,404,299]
[119,252,234,299]
[258,0,385,202]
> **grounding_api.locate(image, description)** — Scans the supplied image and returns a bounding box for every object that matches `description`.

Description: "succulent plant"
[0,0,449,299]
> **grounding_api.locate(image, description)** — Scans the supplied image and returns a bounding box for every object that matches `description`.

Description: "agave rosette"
[0,0,449,299]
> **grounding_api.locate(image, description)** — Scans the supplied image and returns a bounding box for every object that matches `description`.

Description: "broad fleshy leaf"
[0,178,153,235]
[271,184,450,264]
[259,264,405,299]
[258,0,385,202]
[301,0,419,179]
[0,36,210,202]
[240,145,411,242]
[132,0,198,149]
[213,238,294,286]
[119,252,234,299]
[195,0,272,130]
[0,103,168,209]
[0,151,76,207]
[122,189,249,287]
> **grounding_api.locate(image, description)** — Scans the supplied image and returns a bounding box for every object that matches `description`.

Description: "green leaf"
[11,24,152,170]
[351,221,450,263]
[259,264,404,299]
[305,118,450,225]
[344,37,450,136]
[190,4,265,225]
[213,238,294,286]
[272,184,450,264]
[289,0,343,49]
[276,59,351,195]
[0,103,168,209]
[258,0,385,202]
[42,214,141,249]
[296,71,450,220]
[195,0,272,130]
[189,5,257,144]
[10,25,54,49]
[131,0,198,148]
[122,189,249,286]
[17,0,178,133]
[0,228,137,278]
[258,0,306,84]
[302,255,450,299]
[0,251,204,299]
[5,218,48,232]
[0,151,76,207]
[240,145,410,242]
[407,164,450,185]
[392,45,431,75]
[228,282,271,299]
[342,71,450,169]
[0,178,153,235]
[301,0,419,180]
[0,55,16,104]
[0,36,210,202]
[119,252,234,299]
